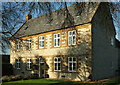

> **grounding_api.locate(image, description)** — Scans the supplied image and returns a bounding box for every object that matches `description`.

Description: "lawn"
[2,77,120,85]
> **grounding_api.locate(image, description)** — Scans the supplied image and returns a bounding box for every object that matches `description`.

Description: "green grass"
[2,77,120,85]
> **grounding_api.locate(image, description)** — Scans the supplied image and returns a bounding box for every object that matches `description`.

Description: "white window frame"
[16,41,20,51]
[54,57,61,71]
[27,38,31,50]
[16,58,20,69]
[54,33,60,47]
[39,36,44,48]
[27,58,31,70]
[68,57,77,72]
[68,30,76,46]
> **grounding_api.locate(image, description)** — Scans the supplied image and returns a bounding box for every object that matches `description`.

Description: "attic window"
[46,19,53,24]
[76,11,82,16]
[24,26,28,30]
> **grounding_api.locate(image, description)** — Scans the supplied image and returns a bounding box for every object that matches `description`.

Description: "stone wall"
[10,23,92,81]
[91,3,118,80]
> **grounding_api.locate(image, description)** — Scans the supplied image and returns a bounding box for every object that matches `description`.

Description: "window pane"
[27,63,29,69]
[39,37,41,40]
[39,41,41,47]
[69,58,72,61]
[54,34,56,38]
[69,37,72,45]
[30,63,31,69]
[55,63,57,70]
[69,63,72,70]
[58,58,61,61]
[73,36,76,44]
[73,63,76,70]
[42,41,44,47]
[55,39,56,46]
[42,36,44,40]
[58,63,61,70]
[54,58,57,61]
[69,31,72,35]
[73,58,76,61]
[73,31,76,35]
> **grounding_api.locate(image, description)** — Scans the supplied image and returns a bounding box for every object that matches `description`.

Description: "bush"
[2,76,11,82]
[2,63,13,76]
[31,74,39,79]
[10,75,23,81]
[23,75,31,80]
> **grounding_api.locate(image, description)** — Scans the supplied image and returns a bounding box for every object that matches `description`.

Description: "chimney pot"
[26,14,32,21]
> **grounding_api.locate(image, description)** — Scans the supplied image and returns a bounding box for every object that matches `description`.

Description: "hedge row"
[2,74,39,82]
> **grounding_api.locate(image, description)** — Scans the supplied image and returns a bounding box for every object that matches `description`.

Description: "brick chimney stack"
[26,14,32,21]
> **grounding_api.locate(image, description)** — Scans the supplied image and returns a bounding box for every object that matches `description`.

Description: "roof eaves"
[9,21,27,40]
[15,22,91,39]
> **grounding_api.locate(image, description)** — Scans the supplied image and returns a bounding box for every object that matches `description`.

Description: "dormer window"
[76,10,82,16]
[46,19,53,24]
[24,26,28,30]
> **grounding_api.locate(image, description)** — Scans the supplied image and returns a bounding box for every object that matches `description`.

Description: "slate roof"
[12,2,99,39]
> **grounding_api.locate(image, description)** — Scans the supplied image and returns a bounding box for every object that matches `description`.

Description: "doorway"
[39,57,45,78]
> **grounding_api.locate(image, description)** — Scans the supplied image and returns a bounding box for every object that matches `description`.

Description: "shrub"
[2,63,13,76]
[2,76,11,82]
[31,74,39,79]
[23,75,31,80]
[10,75,23,81]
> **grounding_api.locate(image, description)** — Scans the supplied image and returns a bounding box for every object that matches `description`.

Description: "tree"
[41,62,49,78]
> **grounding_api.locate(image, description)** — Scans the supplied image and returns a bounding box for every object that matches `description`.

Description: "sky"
[1,2,120,55]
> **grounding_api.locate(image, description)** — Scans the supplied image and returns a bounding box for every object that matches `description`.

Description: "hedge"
[2,63,13,76]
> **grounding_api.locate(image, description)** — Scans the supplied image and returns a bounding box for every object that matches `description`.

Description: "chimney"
[26,14,32,21]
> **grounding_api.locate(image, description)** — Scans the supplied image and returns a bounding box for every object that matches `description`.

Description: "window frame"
[16,58,20,69]
[68,30,76,46]
[27,38,31,50]
[39,36,44,48]
[53,33,60,47]
[68,57,77,72]
[27,58,32,70]
[54,57,61,71]
[16,41,20,51]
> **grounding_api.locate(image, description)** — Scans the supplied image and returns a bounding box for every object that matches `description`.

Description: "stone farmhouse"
[10,2,119,81]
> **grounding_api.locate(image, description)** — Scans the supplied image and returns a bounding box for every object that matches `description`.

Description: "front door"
[39,57,45,78]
